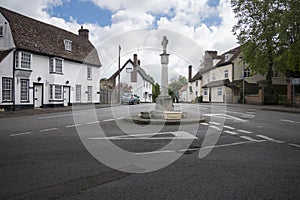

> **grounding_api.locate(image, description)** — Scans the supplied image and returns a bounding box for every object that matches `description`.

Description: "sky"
[0,0,239,82]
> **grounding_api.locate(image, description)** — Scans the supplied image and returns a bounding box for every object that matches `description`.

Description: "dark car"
[121,93,140,105]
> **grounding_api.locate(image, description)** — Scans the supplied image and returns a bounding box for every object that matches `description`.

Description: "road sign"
[290,78,300,85]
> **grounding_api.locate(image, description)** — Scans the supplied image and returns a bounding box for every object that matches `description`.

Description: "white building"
[0,6,101,110]
[102,54,153,103]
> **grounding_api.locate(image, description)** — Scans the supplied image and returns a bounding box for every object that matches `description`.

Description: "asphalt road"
[0,103,299,200]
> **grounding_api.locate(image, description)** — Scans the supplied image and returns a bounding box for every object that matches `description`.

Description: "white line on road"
[89,131,197,140]
[135,140,260,155]
[200,122,209,126]
[256,135,286,144]
[240,136,265,142]
[86,121,100,125]
[103,119,115,122]
[10,132,32,137]
[209,125,222,131]
[224,130,238,135]
[281,119,300,123]
[288,143,300,148]
[66,124,82,128]
[210,121,221,125]
[237,129,253,134]
[40,128,58,132]
[115,117,124,120]
[223,125,235,130]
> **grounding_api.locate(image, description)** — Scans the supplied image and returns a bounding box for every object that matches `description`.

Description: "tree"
[152,82,160,103]
[231,0,300,83]
[168,75,188,101]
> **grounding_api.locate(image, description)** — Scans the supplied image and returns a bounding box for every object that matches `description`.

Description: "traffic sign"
[290,78,300,85]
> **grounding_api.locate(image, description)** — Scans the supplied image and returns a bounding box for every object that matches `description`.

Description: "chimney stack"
[188,65,192,82]
[131,54,138,82]
[78,26,89,40]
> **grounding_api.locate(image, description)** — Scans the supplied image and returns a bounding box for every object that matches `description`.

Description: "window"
[225,54,229,62]
[64,39,72,51]
[49,85,63,100]
[87,67,92,80]
[189,86,193,93]
[2,78,12,101]
[196,81,198,87]
[217,87,222,96]
[49,58,63,74]
[212,73,216,81]
[20,79,29,101]
[126,68,132,73]
[76,85,81,102]
[87,86,92,102]
[15,52,32,69]
[203,88,208,96]
[0,25,3,37]
[195,91,198,96]
[224,70,228,79]
[244,69,251,78]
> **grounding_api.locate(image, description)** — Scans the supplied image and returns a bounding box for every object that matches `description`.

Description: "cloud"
[1,0,238,82]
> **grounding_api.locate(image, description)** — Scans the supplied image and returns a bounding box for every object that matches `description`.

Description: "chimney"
[131,54,138,82]
[78,26,89,40]
[188,65,192,82]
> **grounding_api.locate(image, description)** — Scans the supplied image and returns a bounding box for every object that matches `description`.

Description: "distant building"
[188,46,287,103]
[0,7,102,110]
[101,54,154,103]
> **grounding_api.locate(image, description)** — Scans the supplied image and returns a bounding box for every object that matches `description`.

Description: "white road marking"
[240,136,265,142]
[224,130,238,135]
[103,119,115,122]
[281,119,300,123]
[256,135,286,144]
[200,122,209,126]
[238,129,253,134]
[136,140,260,155]
[86,121,100,125]
[89,131,197,140]
[204,113,248,122]
[224,125,235,130]
[115,117,124,120]
[66,124,82,128]
[40,128,58,132]
[10,132,32,137]
[209,125,222,131]
[288,143,300,148]
[210,121,221,125]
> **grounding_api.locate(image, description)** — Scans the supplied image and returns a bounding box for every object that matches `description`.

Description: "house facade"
[0,7,101,110]
[101,54,153,103]
[188,46,287,103]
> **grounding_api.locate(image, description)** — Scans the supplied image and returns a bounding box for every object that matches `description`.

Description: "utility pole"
[118,45,121,103]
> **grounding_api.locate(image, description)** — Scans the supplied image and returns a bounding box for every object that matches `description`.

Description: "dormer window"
[225,54,229,62]
[64,39,72,51]
[0,25,4,37]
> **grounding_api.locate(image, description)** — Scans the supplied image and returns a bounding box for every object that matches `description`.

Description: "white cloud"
[1,0,238,82]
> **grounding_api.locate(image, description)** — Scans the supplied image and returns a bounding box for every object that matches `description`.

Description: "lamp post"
[118,45,121,103]
[239,56,245,104]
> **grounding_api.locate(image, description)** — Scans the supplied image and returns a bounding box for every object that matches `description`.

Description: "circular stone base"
[126,115,205,125]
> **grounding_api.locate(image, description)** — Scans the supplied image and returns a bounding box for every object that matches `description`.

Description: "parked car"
[121,93,140,105]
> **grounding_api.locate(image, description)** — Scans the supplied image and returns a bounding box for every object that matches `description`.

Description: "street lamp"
[239,56,245,104]
[118,45,121,103]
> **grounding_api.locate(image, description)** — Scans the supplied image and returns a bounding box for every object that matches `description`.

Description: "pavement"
[0,103,299,118]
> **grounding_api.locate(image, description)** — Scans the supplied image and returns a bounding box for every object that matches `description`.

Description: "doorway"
[34,84,43,108]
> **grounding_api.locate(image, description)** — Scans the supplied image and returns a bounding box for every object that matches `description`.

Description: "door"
[63,86,70,106]
[34,84,43,108]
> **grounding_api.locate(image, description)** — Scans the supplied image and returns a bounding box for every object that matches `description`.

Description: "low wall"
[245,94,262,105]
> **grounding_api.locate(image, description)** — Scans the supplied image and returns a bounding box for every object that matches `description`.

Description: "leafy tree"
[168,75,188,100]
[152,82,160,102]
[231,0,300,83]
